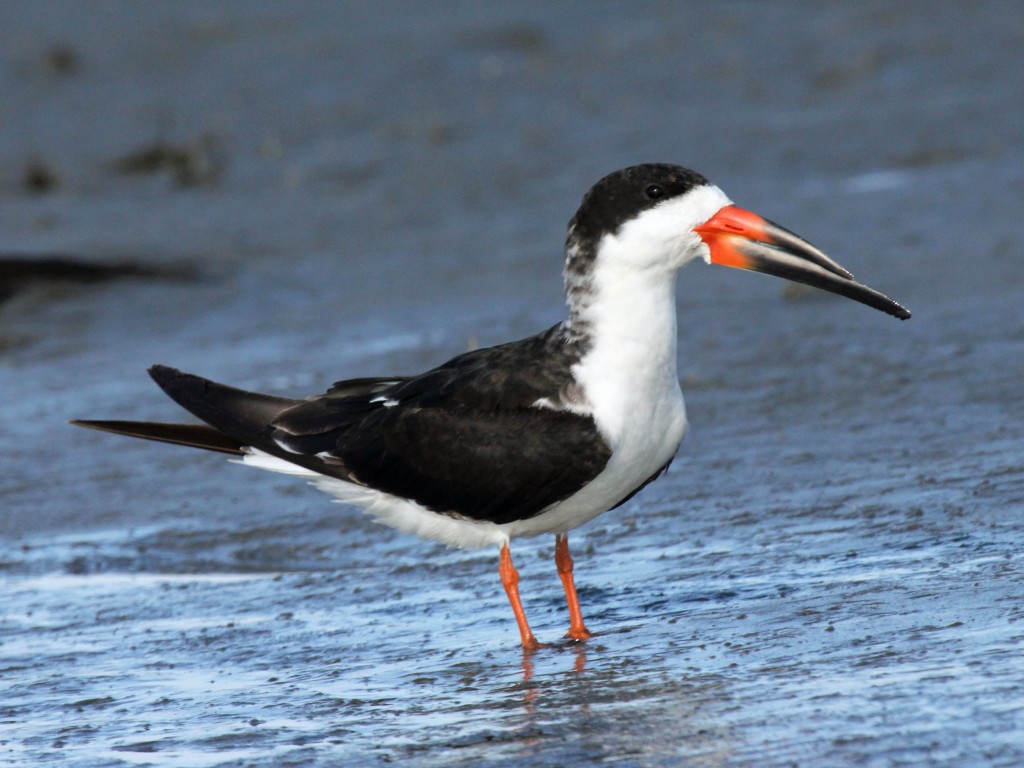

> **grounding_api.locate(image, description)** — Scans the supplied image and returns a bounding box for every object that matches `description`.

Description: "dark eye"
[645,184,665,200]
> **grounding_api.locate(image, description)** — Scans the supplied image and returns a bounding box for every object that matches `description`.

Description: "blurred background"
[2,3,1022,766]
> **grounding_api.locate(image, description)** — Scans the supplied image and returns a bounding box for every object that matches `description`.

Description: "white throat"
[568,183,731,448]
[572,259,683,447]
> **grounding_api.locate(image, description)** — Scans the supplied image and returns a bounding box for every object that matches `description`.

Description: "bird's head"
[566,164,910,320]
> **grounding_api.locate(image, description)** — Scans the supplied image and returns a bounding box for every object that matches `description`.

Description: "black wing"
[271,327,611,524]
[82,327,612,525]
[280,402,608,524]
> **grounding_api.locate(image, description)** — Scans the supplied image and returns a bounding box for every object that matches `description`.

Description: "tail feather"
[69,419,245,455]
[146,364,298,448]
[71,366,346,479]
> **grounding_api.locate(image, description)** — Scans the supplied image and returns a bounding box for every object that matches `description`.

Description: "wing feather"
[132,327,610,524]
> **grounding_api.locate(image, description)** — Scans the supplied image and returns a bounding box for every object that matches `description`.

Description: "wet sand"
[2,3,1023,766]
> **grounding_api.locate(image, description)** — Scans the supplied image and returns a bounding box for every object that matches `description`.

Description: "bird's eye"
[645,184,665,200]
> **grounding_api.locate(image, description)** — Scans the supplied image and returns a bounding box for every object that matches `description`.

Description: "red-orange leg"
[555,533,593,641]
[499,542,540,650]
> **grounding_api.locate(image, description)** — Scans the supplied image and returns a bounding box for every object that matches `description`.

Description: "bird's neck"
[563,232,679,363]
[564,258,682,444]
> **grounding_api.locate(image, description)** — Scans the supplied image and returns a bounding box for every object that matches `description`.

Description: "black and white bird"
[72,164,910,649]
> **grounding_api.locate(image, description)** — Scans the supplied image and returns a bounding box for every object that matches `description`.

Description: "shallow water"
[2,2,1024,766]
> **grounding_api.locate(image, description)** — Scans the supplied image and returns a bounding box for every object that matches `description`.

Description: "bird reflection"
[518,640,590,714]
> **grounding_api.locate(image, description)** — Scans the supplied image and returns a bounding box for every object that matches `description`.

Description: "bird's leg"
[555,533,592,640]
[499,542,540,650]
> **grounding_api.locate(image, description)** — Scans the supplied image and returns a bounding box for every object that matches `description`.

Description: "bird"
[71,164,910,649]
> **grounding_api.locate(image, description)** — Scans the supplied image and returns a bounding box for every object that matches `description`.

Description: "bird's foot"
[564,626,593,642]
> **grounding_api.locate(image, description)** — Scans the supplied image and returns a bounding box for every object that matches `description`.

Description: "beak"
[695,205,910,320]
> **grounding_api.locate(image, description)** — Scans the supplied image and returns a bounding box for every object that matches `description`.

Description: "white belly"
[505,369,687,538]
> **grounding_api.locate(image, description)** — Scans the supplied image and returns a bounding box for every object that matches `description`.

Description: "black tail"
[71,365,302,456]
[146,364,297,448]
[69,419,245,455]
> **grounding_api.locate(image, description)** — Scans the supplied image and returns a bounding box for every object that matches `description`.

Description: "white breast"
[505,254,688,538]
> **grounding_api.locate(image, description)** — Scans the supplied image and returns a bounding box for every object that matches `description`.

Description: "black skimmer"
[72,164,910,649]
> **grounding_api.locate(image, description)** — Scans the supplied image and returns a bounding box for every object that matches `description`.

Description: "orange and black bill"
[696,205,911,320]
